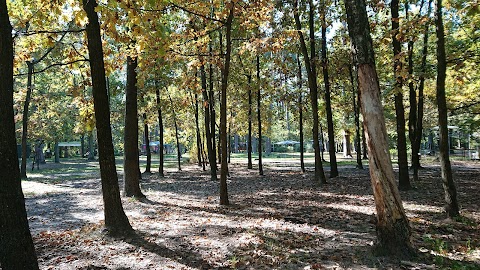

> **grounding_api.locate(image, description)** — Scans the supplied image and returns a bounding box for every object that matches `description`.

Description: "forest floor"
[22,156,480,270]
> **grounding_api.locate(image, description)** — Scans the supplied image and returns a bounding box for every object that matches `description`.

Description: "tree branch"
[14,59,89,76]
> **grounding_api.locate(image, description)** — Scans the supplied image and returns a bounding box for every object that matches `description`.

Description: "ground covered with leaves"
[22,157,480,269]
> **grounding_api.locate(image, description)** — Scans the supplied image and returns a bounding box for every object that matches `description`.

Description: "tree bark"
[124,56,144,198]
[256,55,264,175]
[219,3,234,205]
[83,0,133,236]
[194,93,203,167]
[391,0,411,190]
[0,2,39,267]
[345,0,414,257]
[293,0,327,184]
[435,0,460,218]
[201,63,217,180]
[320,3,338,178]
[168,94,182,171]
[155,84,164,177]
[88,131,95,160]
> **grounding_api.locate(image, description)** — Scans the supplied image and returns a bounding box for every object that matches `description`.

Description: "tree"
[293,0,327,184]
[256,55,264,175]
[434,0,460,218]
[320,0,338,178]
[124,56,145,198]
[344,0,414,257]
[82,0,132,236]
[0,1,39,267]
[391,0,411,190]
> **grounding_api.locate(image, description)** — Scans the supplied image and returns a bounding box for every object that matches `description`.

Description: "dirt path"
[22,160,480,269]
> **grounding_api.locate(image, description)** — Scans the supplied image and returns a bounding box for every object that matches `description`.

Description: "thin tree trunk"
[88,131,95,160]
[54,140,60,163]
[297,56,306,173]
[195,93,203,167]
[143,113,152,173]
[257,55,264,175]
[247,74,253,169]
[0,2,39,267]
[201,63,217,180]
[155,84,164,177]
[320,3,338,178]
[391,0,411,190]
[168,95,182,171]
[82,0,133,235]
[293,0,327,184]
[219,3,234,206]
[345,0,413,256]
[435,0,460,218]
[124,56,144,198]
[81,134,85,157]
[350,63,363,169]
[20,62,34,178]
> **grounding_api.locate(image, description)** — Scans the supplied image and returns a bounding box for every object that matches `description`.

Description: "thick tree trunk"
[155,85,164,177]
[345,0,413,257]
[143,113,152,173]
[350,64,363,169]
[435,0,460,218]
[54,140,60,163]
[219,3,234,206]
[247,74,253,169]
[124,56,144,198]
[0,3,39,267]
[293,0,327,184]
[256,55,264,175]
[321,7,338,178]
[391,0,411,190]
[83,0,132,235]
[297,56,306,173]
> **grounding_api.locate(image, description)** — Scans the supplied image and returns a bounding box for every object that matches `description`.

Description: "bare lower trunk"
[256,55,263,176]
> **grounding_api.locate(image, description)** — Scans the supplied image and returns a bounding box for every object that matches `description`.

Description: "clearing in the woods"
[23,155,479,269]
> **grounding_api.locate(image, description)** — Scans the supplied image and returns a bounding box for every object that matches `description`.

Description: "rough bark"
[124,56,145,198]
[345,0,414,257]
[435,0,460,218]
[320,3,338,178]
[219,3,234,206]
[256,55,263,176]
[0,2,39,267]
[391,0,411,190]
[83,0,133,235]
[293,0,327,184]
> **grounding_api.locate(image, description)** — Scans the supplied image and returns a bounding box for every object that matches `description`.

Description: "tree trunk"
[88,131,95,160]
[350,63,363,169]
[247,74,253,169]
[435,0,460,218]
[219,3,234,206]
[124,56,144,198]
[256,55,264,175]
[20,62,34,178]
[81,134,85,157]
[391,0,411,190]
[0,3,39,267]
[201,64,217,180]
[54,140,60,163]
[83,0,133,236]
[320,4,338,178]
[293,0,327,184]
[344,0,414,257]
[194,93,203,167]
[168,95,182,171]
[143,113,152,173]
[155,84,164,177]
[297,56,306,173]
